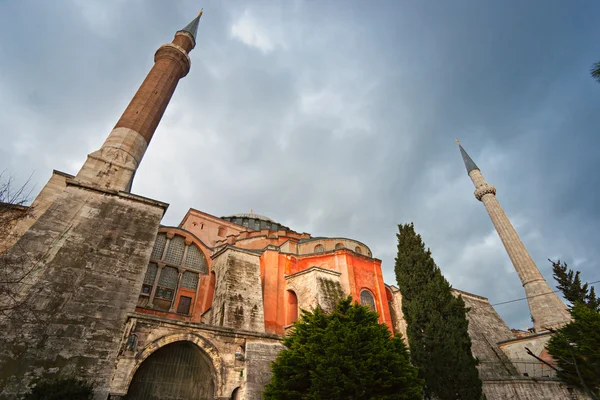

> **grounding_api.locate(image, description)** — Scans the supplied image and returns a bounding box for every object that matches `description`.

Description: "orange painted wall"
[259,249,394,335]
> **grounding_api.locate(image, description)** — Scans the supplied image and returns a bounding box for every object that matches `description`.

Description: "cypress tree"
[394,223,484,400]
[264,297,424,400]
[546,260,600,397]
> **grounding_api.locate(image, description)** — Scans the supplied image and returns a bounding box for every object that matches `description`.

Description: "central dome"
[226,213,275,223]
[221,212,290,232]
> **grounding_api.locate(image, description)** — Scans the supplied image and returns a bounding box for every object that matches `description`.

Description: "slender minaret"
[456,140,570,332]
[76,11,203,192]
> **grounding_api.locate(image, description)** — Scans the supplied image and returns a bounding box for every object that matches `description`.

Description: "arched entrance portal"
[125,341,215,400]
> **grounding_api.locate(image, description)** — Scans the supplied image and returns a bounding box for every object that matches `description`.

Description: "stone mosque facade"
[0,14,587,400]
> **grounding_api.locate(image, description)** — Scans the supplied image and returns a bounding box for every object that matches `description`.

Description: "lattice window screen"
[143,263,158,285]
[184,245,208,274]
[165,236,186,265]
[181,271,199,289]
[151,233,167,260]
[158,267,179,289]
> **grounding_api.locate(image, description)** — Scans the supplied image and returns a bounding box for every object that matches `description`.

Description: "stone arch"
[125,332,223,398]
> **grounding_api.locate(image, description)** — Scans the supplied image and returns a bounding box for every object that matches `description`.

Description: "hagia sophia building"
[0,12,582,400]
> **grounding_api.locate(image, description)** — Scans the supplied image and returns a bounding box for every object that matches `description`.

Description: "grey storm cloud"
[1,0,599,329]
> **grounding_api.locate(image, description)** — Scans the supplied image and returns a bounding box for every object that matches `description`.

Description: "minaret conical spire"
[456,139,479,174]
[457,141,571,332]
[178,10,203,44]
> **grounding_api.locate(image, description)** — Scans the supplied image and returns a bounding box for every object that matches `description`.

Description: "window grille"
[158,267,179,289]
[181,271,199,290]
[184,245,208,273]
[355,246,362,254]
[151,234,167,260]
[165,236,185,265]
[335,243,344,250]
[314,244,325,253]
[143,263,158,285]
[360,290,376,312]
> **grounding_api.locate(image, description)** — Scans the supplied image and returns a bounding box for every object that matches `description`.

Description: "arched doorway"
[125,341,215,400]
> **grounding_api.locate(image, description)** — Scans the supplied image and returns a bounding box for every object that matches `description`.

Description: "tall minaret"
[76,12,203,192]
[456,140,570,332]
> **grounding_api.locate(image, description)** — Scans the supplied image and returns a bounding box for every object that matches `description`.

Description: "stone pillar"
[468,169,570,331]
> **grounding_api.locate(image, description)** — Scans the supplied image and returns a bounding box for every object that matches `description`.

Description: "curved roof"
[225,213,276,223]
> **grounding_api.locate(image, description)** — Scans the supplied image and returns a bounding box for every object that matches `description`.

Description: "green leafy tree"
[546,260,600,398]
[592,61,600,83]
[550,259,599,311]
[395,223,483,400]
[264,297,424,400]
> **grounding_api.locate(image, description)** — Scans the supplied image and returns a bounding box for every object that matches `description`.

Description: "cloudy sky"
[1,0,599,329]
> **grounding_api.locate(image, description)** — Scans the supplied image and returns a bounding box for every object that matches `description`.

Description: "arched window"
[140,232,209,315]
[355,246,362,254]
[360,290,376,312]
[286,290,298,325]
[217,226,226,237]
[314,244,325,253]
[335,243,344,250]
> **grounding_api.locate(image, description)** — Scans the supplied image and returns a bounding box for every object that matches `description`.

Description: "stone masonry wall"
[1,170,69,252]
[483,377,587,400]
[110,314,283,399]
[285,266,345,313]
[243,340,285,400]
[0,182,165,399]
[211,248,265,333]
[457,290,518,379]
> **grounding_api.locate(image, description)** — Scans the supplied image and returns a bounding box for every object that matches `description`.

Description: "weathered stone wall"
[387,285,408,339]
[456,290,519,379]
[243,340,285,400]
[210,248,265,332]
[1,170,70,252]
[483,377,587,400]
[109,313,283,400]
[285,266,345,313]
[0,181,166,399]
[499,332,556,378]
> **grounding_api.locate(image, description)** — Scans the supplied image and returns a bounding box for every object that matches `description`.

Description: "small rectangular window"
[177,296,192,315]
[156,287,174,300]
[141,284,152,295]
